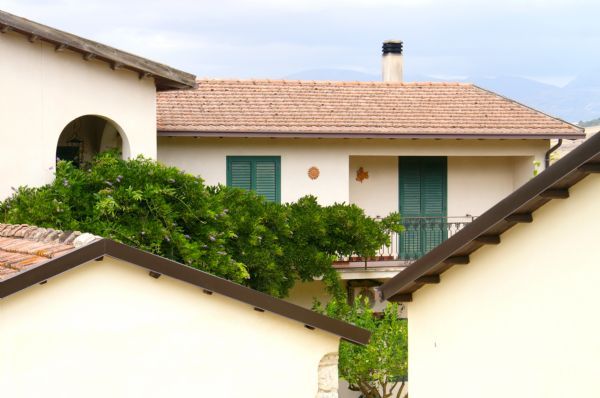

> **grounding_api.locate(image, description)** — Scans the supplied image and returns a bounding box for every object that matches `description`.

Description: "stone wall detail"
[316,352,339,398]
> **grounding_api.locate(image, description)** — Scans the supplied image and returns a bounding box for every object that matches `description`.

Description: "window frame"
[226,156,281,203]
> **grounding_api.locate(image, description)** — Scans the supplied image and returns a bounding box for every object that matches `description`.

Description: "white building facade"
[0,10,195,198]
[381,133,600,398]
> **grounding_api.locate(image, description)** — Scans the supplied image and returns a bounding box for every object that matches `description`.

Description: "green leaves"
[1,152,403,299]
[316,298,408,398]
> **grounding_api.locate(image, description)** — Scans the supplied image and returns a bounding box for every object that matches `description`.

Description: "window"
[398,156,447,260]
[226,156,281,203]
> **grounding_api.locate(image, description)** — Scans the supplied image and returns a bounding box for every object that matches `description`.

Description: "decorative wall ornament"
[356,167,369,183]
[308,166,320,180]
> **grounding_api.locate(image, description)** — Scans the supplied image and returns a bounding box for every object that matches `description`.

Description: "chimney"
[382,40,403,82]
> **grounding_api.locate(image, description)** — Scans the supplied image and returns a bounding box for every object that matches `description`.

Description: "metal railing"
[338,216,475,264]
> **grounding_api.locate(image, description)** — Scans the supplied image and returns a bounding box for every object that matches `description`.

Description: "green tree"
[1,152,401,298]
[316,297,408,398]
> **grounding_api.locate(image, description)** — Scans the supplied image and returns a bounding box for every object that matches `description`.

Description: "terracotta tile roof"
[157,79,583,139]
[0,224,98,281]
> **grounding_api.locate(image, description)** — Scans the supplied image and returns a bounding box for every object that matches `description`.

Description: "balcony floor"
[333,259,412,280]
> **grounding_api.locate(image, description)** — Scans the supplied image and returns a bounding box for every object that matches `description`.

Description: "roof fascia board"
[0,238,370,345]
[0,10,196,90]
[0,239,106,299]
[381,131,600,300]
[158,131,585,140]
[103,240,370,345]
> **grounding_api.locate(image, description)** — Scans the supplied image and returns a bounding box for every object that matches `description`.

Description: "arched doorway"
[56,115,126,167]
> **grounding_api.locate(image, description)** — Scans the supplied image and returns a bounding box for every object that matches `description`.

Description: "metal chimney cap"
[382,40,403,55]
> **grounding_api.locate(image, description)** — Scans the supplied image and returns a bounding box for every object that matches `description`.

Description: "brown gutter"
[158,130,586,140]
[0,10,196,90]
[545,139,563,168]
[0,239,370,345]
[380,131,600,302]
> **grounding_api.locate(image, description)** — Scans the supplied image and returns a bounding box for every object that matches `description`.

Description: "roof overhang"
[0,10,196,90]
[158,130,586,140]
[0,239,371,345]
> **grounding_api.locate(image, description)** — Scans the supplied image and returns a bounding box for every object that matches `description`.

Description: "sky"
[1,0,599,87]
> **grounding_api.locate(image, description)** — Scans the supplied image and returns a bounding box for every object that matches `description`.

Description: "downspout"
[545,139,562,168]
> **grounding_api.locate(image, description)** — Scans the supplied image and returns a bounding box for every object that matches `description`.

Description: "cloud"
[0,0,598,80]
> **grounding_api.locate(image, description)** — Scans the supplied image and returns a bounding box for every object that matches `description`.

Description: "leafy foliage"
[316,297,408,398]
[0,152,401,298]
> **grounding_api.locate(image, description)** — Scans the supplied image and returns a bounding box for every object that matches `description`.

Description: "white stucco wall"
[286,280,337,309]
[447,156,532,217]
[159,137,351,206]
[0,257,339,398]
[158,137,548,211]
[407,174,600,398]
[159,137,546,217]
[0,31,157,199]
[350,155,532,218]
[349,156,398,217]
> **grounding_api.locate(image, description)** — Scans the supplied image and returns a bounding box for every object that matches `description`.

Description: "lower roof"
[157,79,584,139]
[0,235,370,345]
[380,131,600,302]
[0,224,96,280]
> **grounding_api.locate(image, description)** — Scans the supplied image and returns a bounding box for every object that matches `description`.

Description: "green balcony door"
[399,157,447,260]
[226,156,281,203]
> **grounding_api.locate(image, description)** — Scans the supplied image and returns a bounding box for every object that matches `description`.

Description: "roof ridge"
[0,223,100,281]
[0,223,98,247]
[194,78,473,86]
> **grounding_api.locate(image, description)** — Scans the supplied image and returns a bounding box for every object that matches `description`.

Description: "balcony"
[334,216,475,274]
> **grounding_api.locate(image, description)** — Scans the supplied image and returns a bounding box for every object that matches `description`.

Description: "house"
[155,46,583,309]
[0,10,195,199]
[0,223,369,398]
[0,10,585,310]
[379,131,600,398]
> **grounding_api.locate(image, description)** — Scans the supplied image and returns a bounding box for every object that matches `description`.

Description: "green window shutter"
[420,157,447,254]
[255,160,278,203]
[399,157,447,259]
[227,156,281,203]
[228,159,252,191]
[398,157,422,217]
[420,157,447,217]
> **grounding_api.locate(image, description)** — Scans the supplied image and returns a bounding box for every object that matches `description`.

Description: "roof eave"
[0,239,370,345]
[157,130,585,140]
[0,10,196,90]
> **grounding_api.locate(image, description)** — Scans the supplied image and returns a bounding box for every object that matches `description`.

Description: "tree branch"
[395,380,406,398]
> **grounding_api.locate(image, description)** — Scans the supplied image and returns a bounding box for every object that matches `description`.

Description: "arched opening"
[56,115,127,167]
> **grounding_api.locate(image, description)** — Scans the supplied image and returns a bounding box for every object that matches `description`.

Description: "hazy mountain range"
[285,69,600,124]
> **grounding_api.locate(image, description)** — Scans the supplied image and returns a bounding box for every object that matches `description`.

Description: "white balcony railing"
[337,216,475,264]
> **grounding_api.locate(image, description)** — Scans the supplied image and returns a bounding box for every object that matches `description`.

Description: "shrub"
[316,297,408,398]
[1,152,402,298]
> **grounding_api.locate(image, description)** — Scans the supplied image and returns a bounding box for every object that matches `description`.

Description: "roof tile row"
[0,224,97,281]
